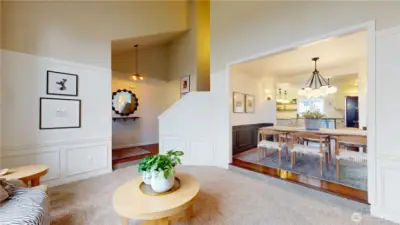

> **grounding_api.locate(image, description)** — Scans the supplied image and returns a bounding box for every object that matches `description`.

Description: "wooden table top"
[260,126,367,137]
[113,173,200,220]
[0,165,48,181]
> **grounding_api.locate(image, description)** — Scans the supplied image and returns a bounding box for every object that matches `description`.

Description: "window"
[297,98,324,114]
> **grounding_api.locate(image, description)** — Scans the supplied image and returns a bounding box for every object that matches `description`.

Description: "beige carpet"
[49,165,394,225]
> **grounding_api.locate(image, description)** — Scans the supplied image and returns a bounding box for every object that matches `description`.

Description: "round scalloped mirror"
[112,89,139,116]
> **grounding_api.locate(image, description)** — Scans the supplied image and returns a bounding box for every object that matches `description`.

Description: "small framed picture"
[47,70,78,96]
[245,94,255,113]
[39,98,81,129]
[180,75,190,94]
[233,92,245,113]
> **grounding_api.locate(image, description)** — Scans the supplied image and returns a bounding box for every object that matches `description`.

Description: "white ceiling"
[112,30,186,54]
[232,30,368,83]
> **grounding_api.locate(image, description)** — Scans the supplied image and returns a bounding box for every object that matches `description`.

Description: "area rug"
[48,165,393,225]
[234,147,368,191]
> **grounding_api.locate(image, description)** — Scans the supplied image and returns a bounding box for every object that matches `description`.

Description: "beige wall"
[168,0,209,91]
[211,1,400,73]
[1,1,188,68]
[196,0,210,92]
[112,45,169,81]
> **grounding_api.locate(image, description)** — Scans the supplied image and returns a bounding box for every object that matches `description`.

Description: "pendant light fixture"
[131,44,144,81]
[298,57,337,98]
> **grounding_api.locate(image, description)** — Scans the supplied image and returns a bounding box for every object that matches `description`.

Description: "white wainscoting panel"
[2,150,60,182]
[188,139,214,166]
[66,144,108,176]
[372,157,400,223]
[1,138,111,187]
[160,136,187,162]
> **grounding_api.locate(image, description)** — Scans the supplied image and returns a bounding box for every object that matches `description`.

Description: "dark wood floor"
[231,157,368,204]
[112,144,159,165]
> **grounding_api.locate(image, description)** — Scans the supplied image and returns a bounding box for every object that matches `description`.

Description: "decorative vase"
[150,171,175,193]
[305,119,321,130]
[142,171,152,185]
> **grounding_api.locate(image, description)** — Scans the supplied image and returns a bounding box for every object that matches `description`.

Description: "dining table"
[259,126,367,137]
[259,126,367,153]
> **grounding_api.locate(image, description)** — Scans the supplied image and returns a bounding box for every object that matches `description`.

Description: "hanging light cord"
[134,44,139,75]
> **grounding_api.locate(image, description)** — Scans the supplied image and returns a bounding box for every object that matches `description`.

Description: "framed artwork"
[47,70,78,96]
[39,98,81,129]
[233,92,245,113]
[245,94,255,113]
[180,75,190,94]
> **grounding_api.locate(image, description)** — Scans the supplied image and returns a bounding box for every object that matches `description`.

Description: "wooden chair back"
[258,129,285,144]
[291,132,328,152]
[334,135,367,154]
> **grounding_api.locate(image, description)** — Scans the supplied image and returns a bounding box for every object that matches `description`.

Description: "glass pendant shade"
[328,86,337,94]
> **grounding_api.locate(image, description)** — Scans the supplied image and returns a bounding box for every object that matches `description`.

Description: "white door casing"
[371,24,400,223]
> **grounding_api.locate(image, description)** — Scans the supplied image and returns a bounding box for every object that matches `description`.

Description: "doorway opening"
[228,23,374,203]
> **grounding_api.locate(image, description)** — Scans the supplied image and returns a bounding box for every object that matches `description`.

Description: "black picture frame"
[39,97,82,130]
[112,89,139,116]
[46,70,79,96]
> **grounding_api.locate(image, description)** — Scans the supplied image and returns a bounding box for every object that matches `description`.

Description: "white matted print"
[180,75,190,93]
[245,94,255,113]
[233,92,245,113]
[40,98,81,129]
[47,71,78,96]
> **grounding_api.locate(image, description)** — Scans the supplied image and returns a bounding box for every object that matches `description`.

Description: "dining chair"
[290,132,330,176]
[257,130,286,165]
[334,135,367,179]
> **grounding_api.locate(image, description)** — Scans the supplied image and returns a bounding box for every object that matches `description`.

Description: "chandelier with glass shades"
[298,57,337,98]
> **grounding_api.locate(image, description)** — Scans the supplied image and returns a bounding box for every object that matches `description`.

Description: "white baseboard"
[112,142,158,150]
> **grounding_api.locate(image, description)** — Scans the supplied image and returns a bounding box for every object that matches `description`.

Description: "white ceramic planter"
[142,171,152,185]
[150,171,175,193]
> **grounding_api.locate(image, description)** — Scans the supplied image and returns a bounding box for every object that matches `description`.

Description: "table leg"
[31,178,40,187]
[186,204,194,218]
[121,217,129,225]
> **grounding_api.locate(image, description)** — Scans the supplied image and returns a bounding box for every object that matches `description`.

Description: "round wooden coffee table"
[113,173,200,225]
[0,165,48,187]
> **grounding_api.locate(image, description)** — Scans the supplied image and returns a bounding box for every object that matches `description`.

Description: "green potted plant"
[138,150,184,193]
[138,155,155,185]
[303,110,325,130]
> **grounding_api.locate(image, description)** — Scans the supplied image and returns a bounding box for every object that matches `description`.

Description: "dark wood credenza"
[232,123,274,155]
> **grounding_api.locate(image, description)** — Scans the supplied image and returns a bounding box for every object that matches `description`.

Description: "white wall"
[230,71,276,126]
[112,72,179,149]
[159,92,214,166]
[0,50,112,186]
[373,24,400,223]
